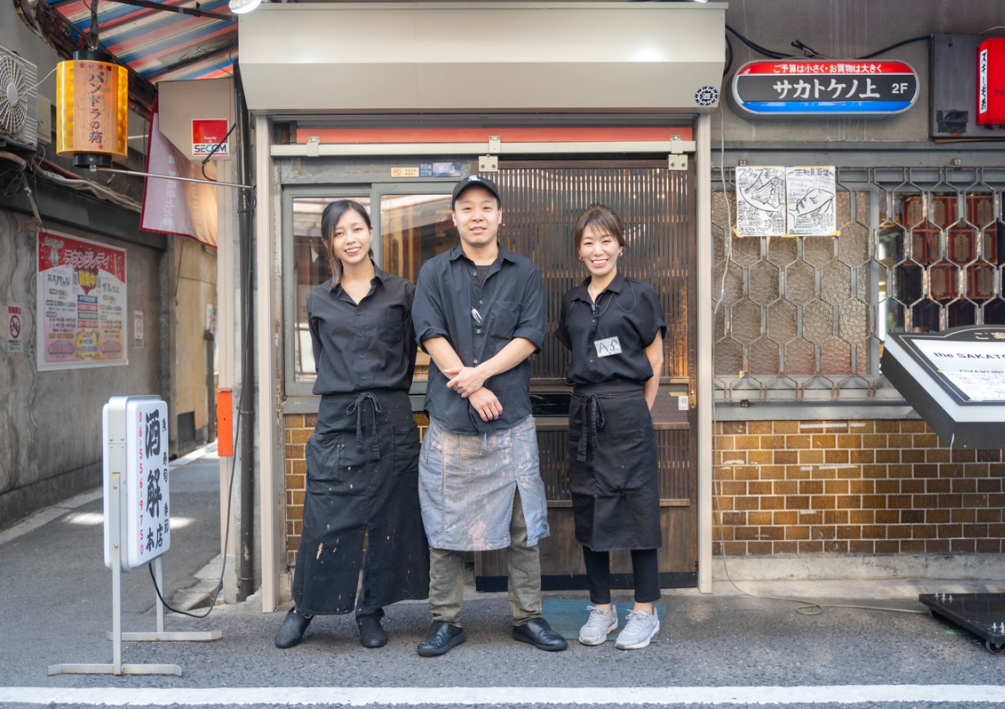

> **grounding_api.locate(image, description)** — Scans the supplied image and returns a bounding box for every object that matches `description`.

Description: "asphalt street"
[1,446,1004,708]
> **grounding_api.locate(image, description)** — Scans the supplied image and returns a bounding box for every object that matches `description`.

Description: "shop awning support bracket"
[479,136,501,172]
[306,137,320,158]
[668,135,688,171]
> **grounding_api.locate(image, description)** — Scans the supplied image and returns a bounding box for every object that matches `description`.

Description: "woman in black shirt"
[275,200,429,650]
[556,204,666,651]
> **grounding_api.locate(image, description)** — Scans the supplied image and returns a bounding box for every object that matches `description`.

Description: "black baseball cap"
[451,175,501,209]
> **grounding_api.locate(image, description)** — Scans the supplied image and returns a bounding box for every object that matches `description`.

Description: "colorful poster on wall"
[37,230,127,371]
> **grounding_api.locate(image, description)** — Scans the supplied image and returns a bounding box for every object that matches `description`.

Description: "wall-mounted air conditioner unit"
[0,45,38,149]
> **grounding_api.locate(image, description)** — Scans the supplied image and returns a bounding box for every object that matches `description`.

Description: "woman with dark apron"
[556,203,666,651]
[275,200,429,649]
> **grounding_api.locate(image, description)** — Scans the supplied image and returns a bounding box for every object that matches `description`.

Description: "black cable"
[857,35,929,59]
[200,122,238,181]
[146,213,254,617]
[726,24,793,60]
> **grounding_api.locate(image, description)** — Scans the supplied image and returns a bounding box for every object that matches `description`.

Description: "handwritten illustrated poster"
[736,166,786,237]
[736,165,837,237]
[786,166,837,236]
[37,231,127,371]
[914,338,1005,402]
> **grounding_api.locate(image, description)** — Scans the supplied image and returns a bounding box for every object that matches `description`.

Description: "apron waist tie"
[346,392,383,461]
[573,393,606,462]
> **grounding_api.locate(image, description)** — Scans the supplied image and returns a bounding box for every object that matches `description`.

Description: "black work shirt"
[307,264,417,395]
[413,245,547,434]
[556,273,666,386]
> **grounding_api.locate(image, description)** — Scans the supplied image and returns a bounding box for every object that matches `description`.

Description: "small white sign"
[103,397,171,570]
[593,336,622,358]
[134,310,144,348]
[7,302,23,353]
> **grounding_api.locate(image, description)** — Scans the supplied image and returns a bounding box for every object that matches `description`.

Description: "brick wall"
[283,412,430,569]
[283,415,1004,567]
[714,420,1005,556]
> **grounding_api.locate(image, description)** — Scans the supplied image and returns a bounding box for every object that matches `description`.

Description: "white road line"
[3,685,1005,706]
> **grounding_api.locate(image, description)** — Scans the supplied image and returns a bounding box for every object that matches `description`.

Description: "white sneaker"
[578,604,619,646]
[614,609,659,650]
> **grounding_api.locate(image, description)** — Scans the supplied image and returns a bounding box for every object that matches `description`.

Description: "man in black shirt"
[412,175,567,656]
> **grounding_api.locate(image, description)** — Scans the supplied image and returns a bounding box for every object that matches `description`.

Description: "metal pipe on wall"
[234,60,256,601]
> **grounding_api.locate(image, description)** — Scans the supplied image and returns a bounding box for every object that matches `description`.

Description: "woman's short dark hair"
[319,199,374,280]
[573,203,626,251]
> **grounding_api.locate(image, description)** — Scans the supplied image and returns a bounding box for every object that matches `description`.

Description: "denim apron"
[418,415,550,551]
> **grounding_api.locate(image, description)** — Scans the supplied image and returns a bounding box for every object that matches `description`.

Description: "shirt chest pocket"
[375,307,405,345]
[488,301,521,340]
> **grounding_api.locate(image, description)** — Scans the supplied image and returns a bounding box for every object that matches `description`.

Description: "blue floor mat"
[542,598,665,643]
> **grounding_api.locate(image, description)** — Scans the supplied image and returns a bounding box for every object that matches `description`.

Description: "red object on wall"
[217,389,234,457]
[978,39,1005,125]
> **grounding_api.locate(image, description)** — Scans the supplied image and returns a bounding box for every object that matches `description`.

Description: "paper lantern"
[56,51,128,168]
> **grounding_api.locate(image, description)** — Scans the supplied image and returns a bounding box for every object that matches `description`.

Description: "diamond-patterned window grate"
[712,166,1005,402]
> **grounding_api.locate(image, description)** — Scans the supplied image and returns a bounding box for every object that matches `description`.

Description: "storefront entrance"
[283,155,698,592]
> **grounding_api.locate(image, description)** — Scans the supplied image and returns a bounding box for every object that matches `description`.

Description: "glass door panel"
[379,193,454,381]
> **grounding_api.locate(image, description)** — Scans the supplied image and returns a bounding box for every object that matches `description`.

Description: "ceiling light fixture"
[229,0,262,15]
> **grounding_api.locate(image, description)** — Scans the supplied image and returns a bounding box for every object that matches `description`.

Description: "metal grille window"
[713,167,1005,403]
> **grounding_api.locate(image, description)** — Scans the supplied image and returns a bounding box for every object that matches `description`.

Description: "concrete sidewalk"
[2,444,1005,705]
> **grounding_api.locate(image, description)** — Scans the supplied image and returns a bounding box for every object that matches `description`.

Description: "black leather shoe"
[274,609,311,649]
[357,615,388,648]
[512,617,568,651]
[416,621,466,657]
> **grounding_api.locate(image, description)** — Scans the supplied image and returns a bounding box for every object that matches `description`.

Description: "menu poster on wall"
[37,231,127,371]
[786,166,837,237]
[736,166,786,237]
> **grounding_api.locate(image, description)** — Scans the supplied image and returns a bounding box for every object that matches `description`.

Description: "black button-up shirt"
[413,245,547,434]
[556,273,666,386]
[307,264,417,395]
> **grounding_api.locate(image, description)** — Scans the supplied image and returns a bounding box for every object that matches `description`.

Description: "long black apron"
[293,389,430,615]
[567,382,662,552]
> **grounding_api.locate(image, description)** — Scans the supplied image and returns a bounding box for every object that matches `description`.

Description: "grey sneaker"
[578,604,618,646]
[614,609,659,650]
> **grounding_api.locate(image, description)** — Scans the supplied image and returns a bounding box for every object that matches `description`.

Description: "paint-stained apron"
[568,383,662,552]
[419,415,550,551]
[293,389,430,615]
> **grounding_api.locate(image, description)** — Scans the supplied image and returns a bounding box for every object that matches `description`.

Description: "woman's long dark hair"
[320,199,374,283]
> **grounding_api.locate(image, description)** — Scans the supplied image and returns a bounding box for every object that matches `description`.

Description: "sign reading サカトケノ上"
[731,60,919,117]
[37,230,127,371]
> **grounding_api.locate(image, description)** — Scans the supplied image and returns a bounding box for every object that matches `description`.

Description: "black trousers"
[582,546,661,605]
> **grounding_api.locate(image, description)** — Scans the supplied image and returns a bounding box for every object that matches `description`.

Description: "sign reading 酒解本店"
[37,230,127,371]
[731,60,919,118]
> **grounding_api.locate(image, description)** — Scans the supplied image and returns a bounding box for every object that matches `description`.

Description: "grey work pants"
[428,489,542,627]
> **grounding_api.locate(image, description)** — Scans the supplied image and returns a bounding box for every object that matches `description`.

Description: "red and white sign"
[731,60,918,117]
[978,39,1005,125]
[192,118,230,158]
[36,230,127,371]
[7,302,23,353]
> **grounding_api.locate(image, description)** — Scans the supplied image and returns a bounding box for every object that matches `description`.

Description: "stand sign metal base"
[920,592,1005,655]
[48,396,220,676]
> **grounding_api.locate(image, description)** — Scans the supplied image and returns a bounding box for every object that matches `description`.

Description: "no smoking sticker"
[7,303,23,353]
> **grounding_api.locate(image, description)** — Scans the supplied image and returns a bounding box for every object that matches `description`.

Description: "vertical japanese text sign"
[103,397,171,571]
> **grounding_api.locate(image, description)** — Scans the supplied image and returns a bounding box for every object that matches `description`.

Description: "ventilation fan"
[0,45,38,149]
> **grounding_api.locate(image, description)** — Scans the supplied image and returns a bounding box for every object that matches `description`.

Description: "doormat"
[542,598,665,643]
